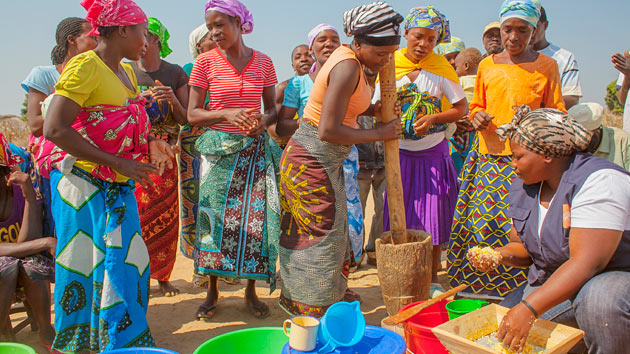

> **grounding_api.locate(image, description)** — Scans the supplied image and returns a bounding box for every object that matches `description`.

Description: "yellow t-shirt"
[470,54,565,155]
[54,50,140,182]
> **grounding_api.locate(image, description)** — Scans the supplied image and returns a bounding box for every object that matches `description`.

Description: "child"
[450,48,483,173]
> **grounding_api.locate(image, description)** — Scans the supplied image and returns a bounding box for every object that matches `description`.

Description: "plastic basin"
[281,325,406,354]
[193,327,288,354]
[0,343,36,354]
[400,300,451,354]
[107,348,179,354]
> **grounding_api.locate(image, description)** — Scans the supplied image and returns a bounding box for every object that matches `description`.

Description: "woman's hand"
[373,100,402,121]
[151,85,177,104]
[496,302,537,353]
[149,139,176,176]
[376,118,403,141]
[413,114,437,136]
[6,169,31,187]
[114,158,158,189]
[612,51,630,77]
[472,110,494,131]
[224,108,257,131]
[43,237,57,258]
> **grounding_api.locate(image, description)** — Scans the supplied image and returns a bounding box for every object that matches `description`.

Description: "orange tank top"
[302,46,373,128]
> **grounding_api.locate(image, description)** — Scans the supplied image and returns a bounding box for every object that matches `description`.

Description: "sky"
[1,0,629,115]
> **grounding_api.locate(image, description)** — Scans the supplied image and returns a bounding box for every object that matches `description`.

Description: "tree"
[19,93,28,122]
[605,80,624,115]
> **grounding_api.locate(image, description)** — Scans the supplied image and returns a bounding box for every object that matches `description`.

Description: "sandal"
[195,304,216,321]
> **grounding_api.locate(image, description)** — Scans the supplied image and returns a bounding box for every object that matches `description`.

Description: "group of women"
[1,0,628,353]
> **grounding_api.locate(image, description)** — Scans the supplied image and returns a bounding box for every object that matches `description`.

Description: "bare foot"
[196,277,219,321]
[245,280,269,319]
[158,280,180,297]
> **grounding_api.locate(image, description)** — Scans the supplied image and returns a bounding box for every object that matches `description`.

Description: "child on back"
[455,48,484,102]
[449,48,484,173]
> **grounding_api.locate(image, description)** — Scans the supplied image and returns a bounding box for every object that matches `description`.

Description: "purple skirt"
[383,139,458,245]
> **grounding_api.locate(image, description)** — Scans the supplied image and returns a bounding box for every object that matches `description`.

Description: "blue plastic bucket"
[282,325,406,354]
[318,301,365,353]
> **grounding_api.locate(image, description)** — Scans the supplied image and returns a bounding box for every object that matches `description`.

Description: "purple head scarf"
[205,0,253,34]
[308,23,339,49]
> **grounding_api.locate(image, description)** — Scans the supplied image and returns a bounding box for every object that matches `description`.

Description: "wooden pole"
[379,56,408,245]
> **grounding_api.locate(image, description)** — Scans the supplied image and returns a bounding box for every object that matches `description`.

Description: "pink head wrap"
[307,23,339,49]
[205,0,254,34]
[81,0,148,36]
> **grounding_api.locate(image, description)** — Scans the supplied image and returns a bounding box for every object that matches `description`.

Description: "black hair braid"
[51,17,88,65]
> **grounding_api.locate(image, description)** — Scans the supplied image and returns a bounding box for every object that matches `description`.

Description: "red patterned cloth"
[40,100,150,182]
[134,158,179,282]
[81,0,148,37]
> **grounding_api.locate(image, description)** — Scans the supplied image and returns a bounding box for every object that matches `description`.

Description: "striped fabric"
[188,48,277,135]
[343,1,403,38]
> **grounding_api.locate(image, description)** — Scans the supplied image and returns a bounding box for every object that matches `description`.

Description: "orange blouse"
[302,46,373,128]
[470,54,565,155]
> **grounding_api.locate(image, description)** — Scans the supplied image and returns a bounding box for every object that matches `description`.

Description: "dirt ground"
[11,190,452,353]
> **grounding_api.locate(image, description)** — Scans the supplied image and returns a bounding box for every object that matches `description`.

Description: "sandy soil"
[11,191,449,354]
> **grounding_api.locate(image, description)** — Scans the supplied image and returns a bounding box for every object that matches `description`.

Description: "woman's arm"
[8,171,42,244]
[187,86,258,131]
[275,106,299,138]
[497,226,534,268]
[249,85,278,137]
[43,95,158,188]
[318,60,401,145]
[497,227,623,352]
[414,98,469,135]
[0,238,56,258]
[26,88,48,137]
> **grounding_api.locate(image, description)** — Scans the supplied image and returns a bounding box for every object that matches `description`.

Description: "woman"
[447,0,565,299]
[374,6,468,285]
[130,17,189,297]
[21,17,97,238]
[0,133,56,353]
[436,35,466,69]
[471,106,630,354]
[278,2,403,317]
[42,0,172,350]
[277,24,364,271]
[179,24,216,265]
[188,0,280,320]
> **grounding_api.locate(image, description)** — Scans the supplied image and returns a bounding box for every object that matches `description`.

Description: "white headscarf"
[189,24,210,59]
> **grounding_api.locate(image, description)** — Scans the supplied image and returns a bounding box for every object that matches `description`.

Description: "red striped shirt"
[189,48,277,135]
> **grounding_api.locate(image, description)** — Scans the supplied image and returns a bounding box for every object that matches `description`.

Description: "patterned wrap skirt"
[278,122,352,317]
[342,145,364,262]
[447,140,528,299]
[50,168,154,352]
[135,157,179,282]
[193,130,282,284]
[383,140,458,246]
[177,124,204,259]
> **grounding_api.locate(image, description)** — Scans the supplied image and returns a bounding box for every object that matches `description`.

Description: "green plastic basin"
[0,343,37,354]
[193,327,288,354]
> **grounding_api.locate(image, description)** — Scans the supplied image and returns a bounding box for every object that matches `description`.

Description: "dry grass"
[602,109,623,129]
[0,115,29,147]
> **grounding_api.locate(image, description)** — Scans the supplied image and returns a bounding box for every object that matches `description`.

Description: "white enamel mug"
[283,315,320,351]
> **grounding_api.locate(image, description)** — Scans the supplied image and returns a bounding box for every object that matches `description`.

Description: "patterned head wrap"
[405,6,451,44]
[81,0,148,37]
[308,23,339,49]
[343,2,404,46]
[148,17,172,58]
[189,24,210,59]
[0,133,24,169]
[436,36,465,56]
[205,0,254,35]
[499,0,542,28]
[496,105,592,157]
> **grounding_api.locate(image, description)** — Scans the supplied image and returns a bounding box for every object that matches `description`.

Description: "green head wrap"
[148,17,172,58]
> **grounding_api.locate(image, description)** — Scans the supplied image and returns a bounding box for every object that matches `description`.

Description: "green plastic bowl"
[445,299,489,320]
[193,327,288,354]
[0,343,36,354]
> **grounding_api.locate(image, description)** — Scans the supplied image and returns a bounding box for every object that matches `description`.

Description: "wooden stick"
[382,284,468,326]
[379,56,407,245]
